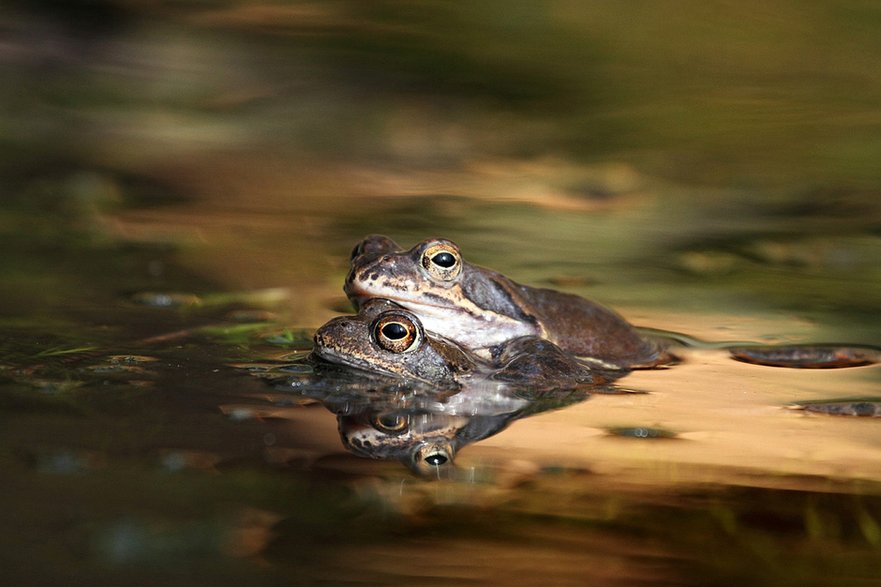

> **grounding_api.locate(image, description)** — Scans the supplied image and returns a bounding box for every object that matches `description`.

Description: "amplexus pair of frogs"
[312,235,670,389]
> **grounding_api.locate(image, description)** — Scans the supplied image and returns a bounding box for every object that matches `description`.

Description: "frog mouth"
[312,345,381,373]
[312,345,437,385]
[346,284,457,313]
[344,283,385,308]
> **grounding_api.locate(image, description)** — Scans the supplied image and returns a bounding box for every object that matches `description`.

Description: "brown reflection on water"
[471,344,881,486]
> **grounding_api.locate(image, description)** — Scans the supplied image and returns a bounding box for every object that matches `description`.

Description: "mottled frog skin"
[345,235,666,369]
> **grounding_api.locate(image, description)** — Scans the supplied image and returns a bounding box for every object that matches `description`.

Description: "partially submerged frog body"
[311,298,599,390]
[345,235,666,369]
[491,336,603,385]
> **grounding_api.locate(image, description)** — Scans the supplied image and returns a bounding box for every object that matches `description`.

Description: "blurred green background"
[3,0,881,334]
[5,0,881,186]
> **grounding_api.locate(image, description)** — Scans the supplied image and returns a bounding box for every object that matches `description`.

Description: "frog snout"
[313,317,356,348]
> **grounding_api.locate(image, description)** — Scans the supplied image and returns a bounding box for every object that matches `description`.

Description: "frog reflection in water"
[345,235,670,370]
[306,298,614,475]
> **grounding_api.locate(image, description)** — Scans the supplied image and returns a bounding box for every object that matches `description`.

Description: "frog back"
[514,284,665,369]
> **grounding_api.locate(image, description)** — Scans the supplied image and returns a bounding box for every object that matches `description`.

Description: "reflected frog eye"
[423,451,448,466]
[411,442,454,476]
[373,314,421,353]
[421,242,462,281]
[372,412,409,433]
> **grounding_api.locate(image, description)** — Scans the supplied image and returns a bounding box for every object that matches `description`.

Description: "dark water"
[3,1,881,585]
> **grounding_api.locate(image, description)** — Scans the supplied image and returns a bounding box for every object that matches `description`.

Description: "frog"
[312,298,476,388]
[311,298,601,390]
[306,303,598,475]
[344,235,667,369]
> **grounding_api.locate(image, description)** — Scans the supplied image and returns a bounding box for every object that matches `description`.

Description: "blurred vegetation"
[2,0,881,189]
[2,0,881,336]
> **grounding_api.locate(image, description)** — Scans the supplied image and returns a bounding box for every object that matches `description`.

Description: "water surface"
[2,1,881,585]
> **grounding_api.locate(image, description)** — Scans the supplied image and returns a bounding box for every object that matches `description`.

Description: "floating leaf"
[788,399,881,417]
[729,345,881,368]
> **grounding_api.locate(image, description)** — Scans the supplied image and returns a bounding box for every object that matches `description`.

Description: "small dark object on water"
[788,399,881,417]
[607,426,677,439]
[728,345,881,369]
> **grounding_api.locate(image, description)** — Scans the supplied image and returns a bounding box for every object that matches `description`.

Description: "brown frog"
[312,298,599,389]
[345,235,666,369]
[312,298,475,387]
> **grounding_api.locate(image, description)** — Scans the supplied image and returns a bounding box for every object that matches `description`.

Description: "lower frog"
[345,235,670,369]
[311,298,601,390]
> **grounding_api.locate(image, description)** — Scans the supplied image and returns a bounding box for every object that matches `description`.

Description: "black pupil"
[432,252,456,268]
[381,322,408,340]
[424,453,448,466]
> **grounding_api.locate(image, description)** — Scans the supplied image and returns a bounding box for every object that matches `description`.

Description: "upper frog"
[344,235,665,369]
[311,298,598,390]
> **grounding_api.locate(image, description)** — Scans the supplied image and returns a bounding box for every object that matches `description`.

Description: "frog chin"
[344,283,404,310]
[346,283,453,313]
[313,345,437,384]
[313,346,390,374]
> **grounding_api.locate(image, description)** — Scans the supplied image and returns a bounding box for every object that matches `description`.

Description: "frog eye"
[423,451,448,466]
[421,242,462,281]
[371,412,409,433]
[373,314,421,353]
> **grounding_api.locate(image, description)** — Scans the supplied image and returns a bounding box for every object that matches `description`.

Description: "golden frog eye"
[420,241,462,281]
[373,314,420,353]
[371,412,409,433]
